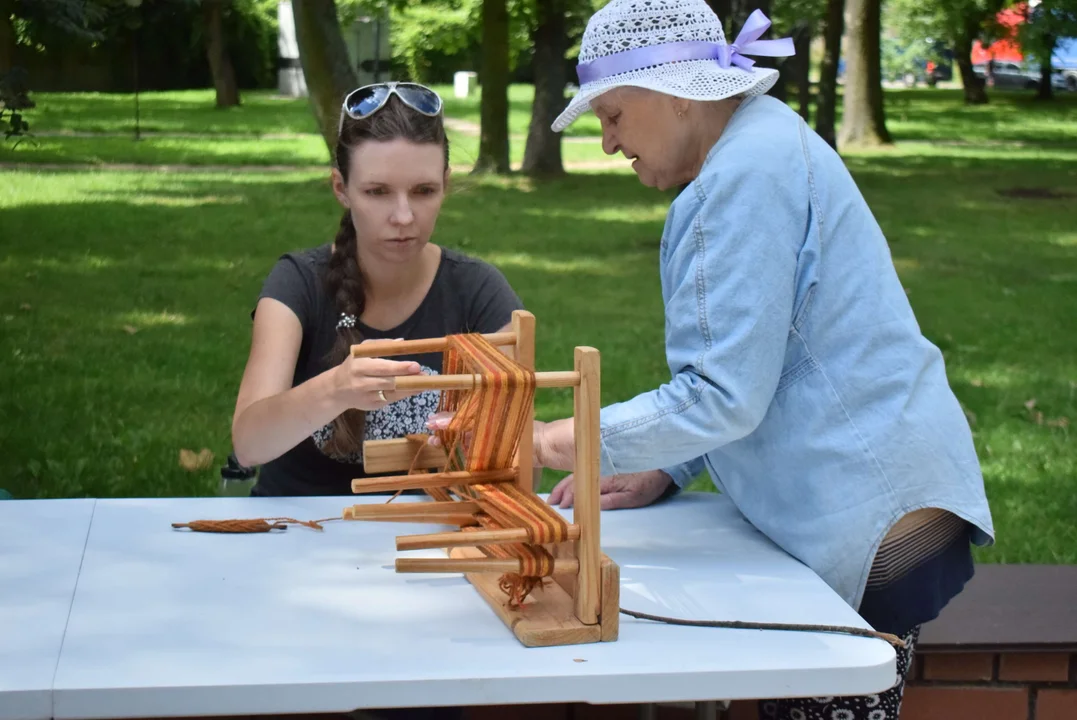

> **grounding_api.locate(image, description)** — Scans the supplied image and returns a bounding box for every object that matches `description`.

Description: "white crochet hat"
[552,0,794,132]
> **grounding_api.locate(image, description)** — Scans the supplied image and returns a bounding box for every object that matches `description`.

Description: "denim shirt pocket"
[776,327,820,395]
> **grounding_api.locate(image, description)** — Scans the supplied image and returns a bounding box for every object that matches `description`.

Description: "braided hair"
[321,93,450,459]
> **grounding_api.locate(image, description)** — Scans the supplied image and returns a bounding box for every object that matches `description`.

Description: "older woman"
[527,0,995,718]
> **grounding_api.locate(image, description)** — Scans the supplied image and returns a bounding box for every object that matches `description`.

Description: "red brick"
[911,653,924,681]
[921,652,996,681]
[901,685,1028,720]
[1037,689,1077,720]
[998,653,1071,682]
[726,700,760,720]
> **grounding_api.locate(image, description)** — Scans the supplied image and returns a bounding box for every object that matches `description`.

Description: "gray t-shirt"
[250,243,524,496]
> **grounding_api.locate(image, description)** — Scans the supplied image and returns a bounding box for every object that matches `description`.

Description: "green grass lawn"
[4,87,624,169]
[0,86,1074,566]
[0,129,625,170]
[10,86,1074,169]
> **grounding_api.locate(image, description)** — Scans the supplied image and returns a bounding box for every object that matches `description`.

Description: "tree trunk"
[769,64,788,102]
[203,0,240,108]
[954,18,988,105]
[1037,37,1055,100]
[727,0,764,32]
[815,0,844,148]
[795,25,812,122]
[955,55,987,104]
[292,0,359,153]
[726,1,790,102]
[706,0,734,34]
[522,0,565,178]
[473,0,511,174]
[838,0,890,147]
[0,0,16,74]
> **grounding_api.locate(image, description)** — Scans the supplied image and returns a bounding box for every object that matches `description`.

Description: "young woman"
[232,83,524,498]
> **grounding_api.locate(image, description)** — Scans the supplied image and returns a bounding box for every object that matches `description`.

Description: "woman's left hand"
[547,469,672,509]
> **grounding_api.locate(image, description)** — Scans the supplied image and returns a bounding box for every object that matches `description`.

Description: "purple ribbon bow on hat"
[575,9,794,85]
[717,9,795,70]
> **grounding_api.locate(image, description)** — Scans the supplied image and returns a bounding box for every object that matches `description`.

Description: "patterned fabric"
[759,625,920,720]
[311,365,441,465]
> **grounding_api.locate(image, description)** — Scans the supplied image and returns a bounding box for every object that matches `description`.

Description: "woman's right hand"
[331,351,422,411]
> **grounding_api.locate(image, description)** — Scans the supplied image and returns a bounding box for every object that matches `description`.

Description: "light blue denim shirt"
[596,95,995,609]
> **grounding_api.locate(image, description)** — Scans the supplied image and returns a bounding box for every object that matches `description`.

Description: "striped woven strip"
[437,334,535,473]
[470,482,568,545]
[406,332,570,605]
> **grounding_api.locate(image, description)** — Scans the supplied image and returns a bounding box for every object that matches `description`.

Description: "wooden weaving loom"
[341,310,619,648]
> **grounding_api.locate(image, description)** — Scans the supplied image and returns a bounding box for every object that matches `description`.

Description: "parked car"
[1052,37,1077,92]
[972,60,1042,90]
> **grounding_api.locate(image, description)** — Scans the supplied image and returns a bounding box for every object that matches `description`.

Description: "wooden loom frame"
[341,310,619,647]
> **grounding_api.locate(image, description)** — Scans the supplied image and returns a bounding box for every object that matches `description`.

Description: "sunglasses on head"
[337,82,443,133]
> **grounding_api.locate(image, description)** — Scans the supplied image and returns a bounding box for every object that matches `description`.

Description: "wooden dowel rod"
[512,311,537,493]
[396,557,579,574]
[345,501,480,519]
[351,468,515,494]
[573,346,602,626]
[351,332,516,358]
[396,524,581,551]
[343,510,478,526]
[362,438,447,475]
[389,371,579,392]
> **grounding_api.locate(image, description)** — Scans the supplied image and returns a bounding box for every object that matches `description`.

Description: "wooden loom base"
[448,546,620,647]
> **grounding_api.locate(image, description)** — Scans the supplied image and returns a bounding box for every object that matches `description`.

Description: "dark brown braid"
[321,92,449,459]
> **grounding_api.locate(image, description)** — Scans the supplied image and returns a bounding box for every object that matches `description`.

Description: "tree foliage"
[1016,0,1077,98]
[885,0,1007,103]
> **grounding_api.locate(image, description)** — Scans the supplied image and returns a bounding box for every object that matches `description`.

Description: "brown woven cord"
[171,517,341,533]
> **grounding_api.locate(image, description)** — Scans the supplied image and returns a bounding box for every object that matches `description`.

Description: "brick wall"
[899,649,1077,720]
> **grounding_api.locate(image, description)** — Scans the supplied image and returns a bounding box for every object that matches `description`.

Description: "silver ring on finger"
[376,390,387,403]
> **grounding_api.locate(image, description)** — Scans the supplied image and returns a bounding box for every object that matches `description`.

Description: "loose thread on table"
[170,517,342,533]
[619,608,907,648]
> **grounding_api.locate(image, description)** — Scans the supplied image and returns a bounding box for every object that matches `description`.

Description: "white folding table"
[0,499,97,720]
[2,493,896,720]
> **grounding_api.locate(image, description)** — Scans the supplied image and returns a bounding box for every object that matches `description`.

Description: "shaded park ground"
[1,85,1074,567]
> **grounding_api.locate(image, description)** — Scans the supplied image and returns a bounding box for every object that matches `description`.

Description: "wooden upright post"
[572,346,601,626]
[512,310,537,493]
